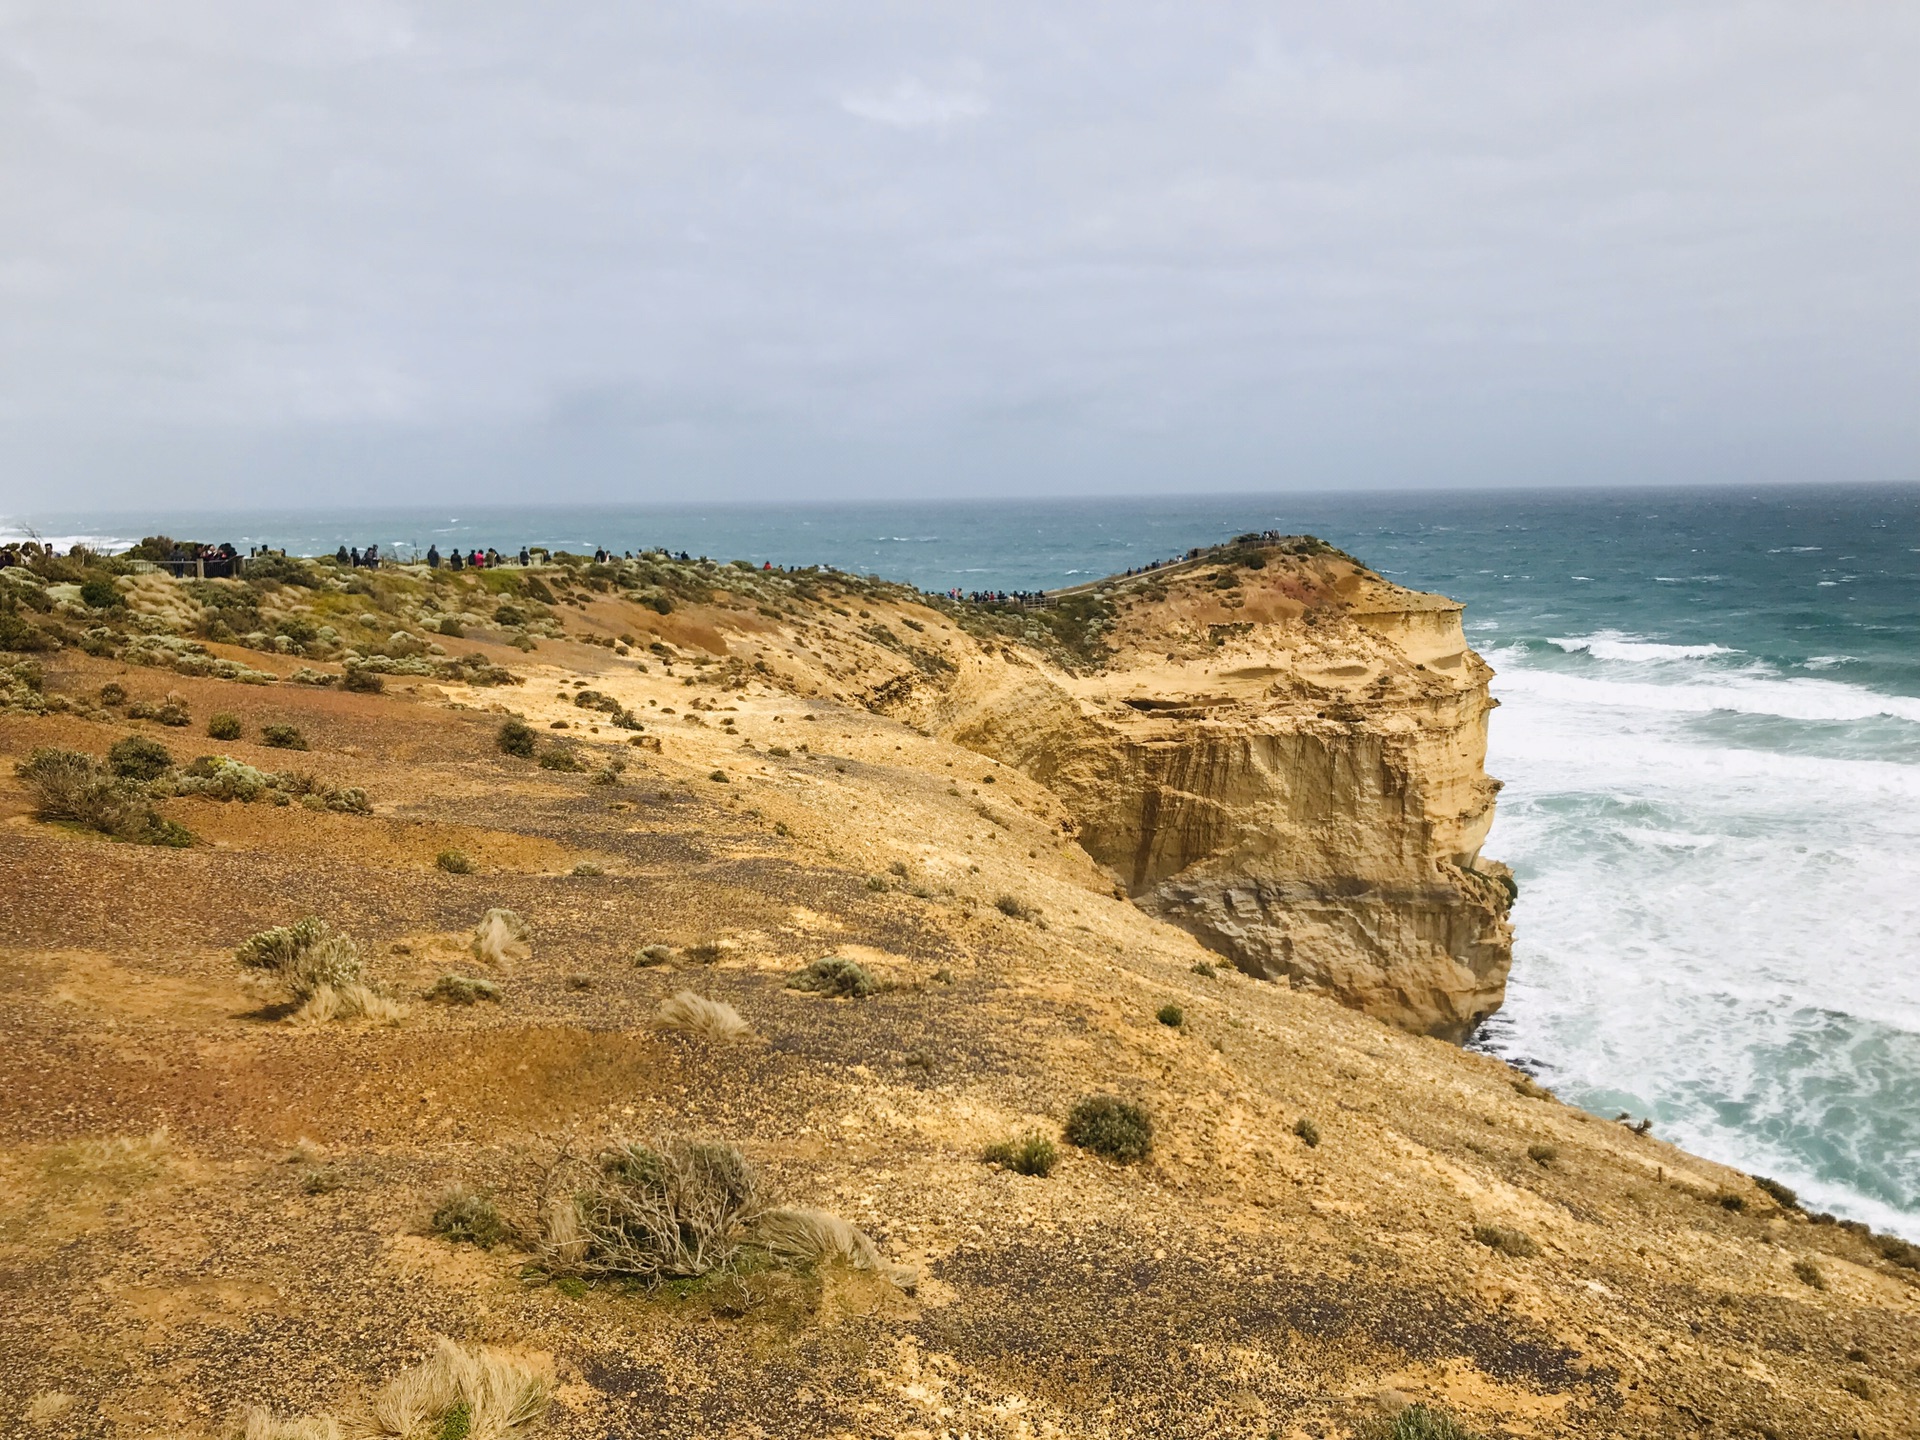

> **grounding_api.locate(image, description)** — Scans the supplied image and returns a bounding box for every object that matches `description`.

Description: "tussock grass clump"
[1294,1117,1321,1147]
[427,974,501,1006]
[1527,1143,1558,1167]
[437,848,476,874]
[470,908,531,966]
[107,734,173,781]
[755,1206,917,1287]
[633,944,674,967]
[363,1337,553,1439]
[236,918,403,1024]
[260,723,309,750]
[1792,1257,1826,1289]
[982,1132,1059,1177]
[537,746,586,771]
[656,991,752,1044]
[1190,960,1218,978]
[496,718,537,757]
[207,711,243,740]
[1472,1223,1540,1258]
[431,1187,511,1248]
[786,955,877,998]
[1065,1096,1153,1164]
[240,1412,342,1440]
[993,894,1037,921]
[570,860,604,876]
[1365,1403,1480,1440]
[540,1138,768,1281]
[1156,1003,1184,1027]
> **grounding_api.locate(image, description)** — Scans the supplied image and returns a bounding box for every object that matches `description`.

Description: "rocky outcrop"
[918,539,1513,1041]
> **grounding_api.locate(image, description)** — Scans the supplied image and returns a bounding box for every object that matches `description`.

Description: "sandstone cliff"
[910,538,1513,1040]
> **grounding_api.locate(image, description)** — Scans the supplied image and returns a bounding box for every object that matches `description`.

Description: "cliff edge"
[912,537,1513,1040]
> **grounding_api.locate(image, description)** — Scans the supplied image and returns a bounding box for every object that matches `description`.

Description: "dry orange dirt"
[0,544,1914,1439]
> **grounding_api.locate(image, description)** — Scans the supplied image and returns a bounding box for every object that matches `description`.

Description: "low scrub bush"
[539,1138,767,1281]
[786,956,877,998]
[993,894,1036,921]
[14,746,194,846]
[431,1187,511,1248]
[98,681,126,705]
[1190,960,1217,978]
[1526,1143,1558,1167]
[1065,1096,1153,1164]
[426,974,500,1006]
[471,908,531,966]
[235,917,402,1024]
[207,711,243,740]
[982,1132,1058,1177]
[1472,1223,1539,1258]
[437,848,476,874]
[1294,1117,1321,1148]
[1365,1403,1480,1440]
[261,723,309,750]
[655,991,751,1044]
[538,746,586,772]
[1156,1003,1183,1027]
[1754,1176,1800,1210]
[107,734,174,781]
[633,944,674,967]
[128,690,191,726]
[1792,1257,1826,1289]
[497,718,537,757]
[341,665,384,693]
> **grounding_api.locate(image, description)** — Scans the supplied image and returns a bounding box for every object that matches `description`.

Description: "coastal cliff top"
[1,540,1915,1438]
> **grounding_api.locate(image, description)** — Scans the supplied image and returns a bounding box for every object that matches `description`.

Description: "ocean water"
[8,486,1918,1236]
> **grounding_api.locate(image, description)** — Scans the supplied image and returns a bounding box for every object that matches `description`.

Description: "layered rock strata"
[919,539,1513,1040]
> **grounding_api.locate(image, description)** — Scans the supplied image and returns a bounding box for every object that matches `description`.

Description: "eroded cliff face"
[914,540,1513,1040]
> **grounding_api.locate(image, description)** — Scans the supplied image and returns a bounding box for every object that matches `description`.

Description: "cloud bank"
[1,1,1915,507]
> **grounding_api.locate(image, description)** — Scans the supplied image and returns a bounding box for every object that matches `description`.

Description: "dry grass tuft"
[427,974,502,1006]
[362,1336,553,1439]
[292,982,406,1026]
[1472,1223,1540,1258]
[470,908,531,967]
[238,919,404,1023]
[754,1206,917,1287]
[240,1411,342,1440]
[25,1391,76,1424]
[431,1187,512,1249]
[655,990,751,1044]
[539,1138,767,1282]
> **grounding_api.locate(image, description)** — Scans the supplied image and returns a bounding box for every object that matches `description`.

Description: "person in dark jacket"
[427,545,441,568]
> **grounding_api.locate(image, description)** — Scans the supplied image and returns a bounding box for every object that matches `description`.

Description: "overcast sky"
[2,2,1916,509]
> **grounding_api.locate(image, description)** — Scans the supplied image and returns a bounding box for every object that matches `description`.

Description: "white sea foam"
[1484,643,1920,1237]
[1546,630,1739,662]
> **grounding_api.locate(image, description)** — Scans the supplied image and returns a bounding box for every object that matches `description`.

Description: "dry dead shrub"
[362,1336,552,1439]
[655,991,751,1044]
[470,908,531,967]
[292,982,405,1025]
[753,1206,917,1287]
[25,1391,76,1424]
[538,1138,767,1282]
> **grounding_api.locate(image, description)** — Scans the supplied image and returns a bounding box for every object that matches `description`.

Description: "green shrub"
[14,746,194,847]
[436,849,476,875]
[107,734,173,782]
[437,616,465,638]
[1190,961,1217,978]
[98,682,127,706]
[1754,1176,1800,1210]
[708,769,729,783]
[982,1132,1058,1177]
[1156,1003,1183,1028]
[1716,1192,1746,1212]
[79,575,122,610]
[1368,1403,1479,1440]
[426,974,500,1005]
[341,665,384,693]
[497,718,537,757]
[1064,1096,1153,1164]
[207,712,243,740]
[864,874,888,891]
[1472,1224,1539,1258]
[260,723,308,750]
[786,956,877,998]
[993,894,1036,921]
[431,1186,510,1247]
[537,746,586,772]
[1526,1143,1558,1167]
[1294,1117,1320,1148]
[302,1168,345,1195]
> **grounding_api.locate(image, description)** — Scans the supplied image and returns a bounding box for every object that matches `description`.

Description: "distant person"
[450,549,464,571]
[336,545,350,564]
[518,547,530,566]
[427,544,441,568]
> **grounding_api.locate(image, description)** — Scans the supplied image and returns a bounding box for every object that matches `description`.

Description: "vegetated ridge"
[0,537,1914,1439]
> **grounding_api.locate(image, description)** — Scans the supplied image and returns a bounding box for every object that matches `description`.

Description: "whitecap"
[1492,664,1920,726]
[1547,630,1740,663]
[1803,656,1851,670]
[1620,827,1721,851]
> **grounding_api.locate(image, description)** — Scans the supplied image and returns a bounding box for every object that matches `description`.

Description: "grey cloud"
[0,1,1915,509]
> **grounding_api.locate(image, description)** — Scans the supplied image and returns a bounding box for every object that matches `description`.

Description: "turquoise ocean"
[9,485,1918,1237]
